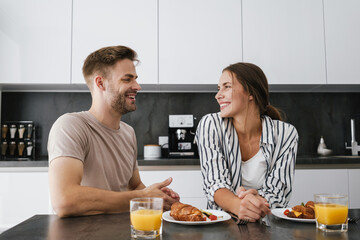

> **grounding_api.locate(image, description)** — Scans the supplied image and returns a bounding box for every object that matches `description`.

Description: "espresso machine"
[168,115,198,158]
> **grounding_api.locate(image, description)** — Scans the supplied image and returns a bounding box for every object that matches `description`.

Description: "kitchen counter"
[1,155,360,171]
[1,210,360,240]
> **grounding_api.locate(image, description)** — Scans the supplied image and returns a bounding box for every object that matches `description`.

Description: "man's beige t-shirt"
[47,111,138,192]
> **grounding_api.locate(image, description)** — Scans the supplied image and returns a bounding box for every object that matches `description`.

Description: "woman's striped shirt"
[195,112,299,210]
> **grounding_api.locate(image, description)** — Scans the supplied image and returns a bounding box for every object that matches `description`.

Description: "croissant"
[170,202,205,221]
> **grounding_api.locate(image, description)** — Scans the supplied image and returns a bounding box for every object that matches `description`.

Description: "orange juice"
[315,203,348,225]
[130,209,162,231]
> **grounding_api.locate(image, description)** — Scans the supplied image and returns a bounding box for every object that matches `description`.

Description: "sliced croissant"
[170,202,205,221]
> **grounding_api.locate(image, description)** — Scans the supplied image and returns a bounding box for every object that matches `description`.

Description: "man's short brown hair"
[82,45,138,89]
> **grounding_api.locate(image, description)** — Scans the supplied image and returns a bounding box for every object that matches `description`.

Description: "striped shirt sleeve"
[195,114,233,203]
[258,122,299,208]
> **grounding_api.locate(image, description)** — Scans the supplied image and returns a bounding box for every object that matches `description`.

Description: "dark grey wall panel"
[1,92,360,159]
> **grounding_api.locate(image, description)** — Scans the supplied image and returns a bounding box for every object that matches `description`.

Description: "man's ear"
[94,76,105,91]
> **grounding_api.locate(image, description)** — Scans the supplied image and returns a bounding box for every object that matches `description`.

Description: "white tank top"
[241,149,267,190]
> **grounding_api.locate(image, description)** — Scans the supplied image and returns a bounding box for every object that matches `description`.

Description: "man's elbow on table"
[51,197,77,218]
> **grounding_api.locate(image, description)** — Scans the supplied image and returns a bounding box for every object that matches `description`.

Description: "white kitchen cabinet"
[72,0,157,85]
[289,169,348,207]
[159,0,242,85]
[242,0,326,84]
[0,0,71,84]
[139,170,206,209]
[324,0,360,84]
[0,171,52,231]
[348,169,360,208]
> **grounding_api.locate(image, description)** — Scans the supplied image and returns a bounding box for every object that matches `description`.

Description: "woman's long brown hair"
[223,62,282,120]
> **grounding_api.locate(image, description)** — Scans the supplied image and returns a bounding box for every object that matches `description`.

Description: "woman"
[196,63,298,222]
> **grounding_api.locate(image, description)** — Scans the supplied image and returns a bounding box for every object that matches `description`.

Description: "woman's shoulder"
[263,116,298,137]
[198,112,227,127]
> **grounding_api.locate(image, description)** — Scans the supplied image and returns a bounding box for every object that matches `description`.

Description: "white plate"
[271,208,315,223]
[162,209,231,225]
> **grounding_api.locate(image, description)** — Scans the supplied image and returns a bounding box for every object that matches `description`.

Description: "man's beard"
[110,91,137,115]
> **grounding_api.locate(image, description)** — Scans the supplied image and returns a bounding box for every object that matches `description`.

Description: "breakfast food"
[284,201,315,219]
[170,202,205,221]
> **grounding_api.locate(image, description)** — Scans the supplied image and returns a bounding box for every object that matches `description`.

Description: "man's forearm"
[52,185,143,217]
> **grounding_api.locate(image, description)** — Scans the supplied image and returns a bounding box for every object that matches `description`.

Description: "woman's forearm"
[214,188,241,215]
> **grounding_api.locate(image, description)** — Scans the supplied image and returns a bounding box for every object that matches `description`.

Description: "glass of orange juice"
[314,194,348,232]
[130,197,163,239]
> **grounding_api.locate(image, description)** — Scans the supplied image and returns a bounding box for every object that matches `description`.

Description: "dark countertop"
[1,155,360,169]
[1,209,359,240]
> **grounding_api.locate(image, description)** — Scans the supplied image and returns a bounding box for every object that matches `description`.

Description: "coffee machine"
[168,115,198,158]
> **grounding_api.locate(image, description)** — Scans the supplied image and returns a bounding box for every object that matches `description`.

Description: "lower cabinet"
[348,169,360,208]
[139,170,207,209]
[140,168,359,210]
[0,171,52,231]
[289,169,358,208]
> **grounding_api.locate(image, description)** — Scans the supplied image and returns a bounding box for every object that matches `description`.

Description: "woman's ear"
[249,95,254,100]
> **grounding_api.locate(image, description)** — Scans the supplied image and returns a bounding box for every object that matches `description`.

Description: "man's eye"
[122,78,131,82]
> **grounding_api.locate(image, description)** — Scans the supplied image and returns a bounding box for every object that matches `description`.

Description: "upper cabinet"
[72,0,158,85]
[0,0,71,84]
[242,0,326,85]
[159,0,242,85]
[324,0,360,84]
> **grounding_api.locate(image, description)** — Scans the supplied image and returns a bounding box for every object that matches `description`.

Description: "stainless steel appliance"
[168,115,198,158]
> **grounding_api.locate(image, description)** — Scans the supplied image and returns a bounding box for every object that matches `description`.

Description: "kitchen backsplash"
[1,92,360,159]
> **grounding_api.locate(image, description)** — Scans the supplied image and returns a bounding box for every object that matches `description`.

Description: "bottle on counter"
[1,124,8,139]
[317,136,332,156]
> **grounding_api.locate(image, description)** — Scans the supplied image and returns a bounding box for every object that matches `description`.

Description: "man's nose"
[133,80,142,91]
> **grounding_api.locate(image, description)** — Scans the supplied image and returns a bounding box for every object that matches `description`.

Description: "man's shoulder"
[55,112,87,126]
[119,121,135,134]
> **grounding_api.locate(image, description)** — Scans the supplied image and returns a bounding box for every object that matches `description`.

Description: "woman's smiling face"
[215,71,251,118]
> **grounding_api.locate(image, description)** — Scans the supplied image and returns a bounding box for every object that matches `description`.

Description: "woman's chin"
[219,110,231,118]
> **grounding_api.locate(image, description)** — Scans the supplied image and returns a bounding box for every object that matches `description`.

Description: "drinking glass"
[314,194,348,232]
[130,197,163,239]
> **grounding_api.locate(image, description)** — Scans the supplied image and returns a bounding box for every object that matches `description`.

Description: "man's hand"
[142,177,179,210]
[235,186,271,221]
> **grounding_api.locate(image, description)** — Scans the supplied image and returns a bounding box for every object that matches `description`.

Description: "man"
[48,45,179,217]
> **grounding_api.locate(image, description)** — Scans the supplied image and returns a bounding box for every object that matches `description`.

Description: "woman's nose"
[215,91,222,100]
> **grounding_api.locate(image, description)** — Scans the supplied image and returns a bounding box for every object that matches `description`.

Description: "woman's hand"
[235,186,271,221]
[142,178,179,210]
[161,186,180,202]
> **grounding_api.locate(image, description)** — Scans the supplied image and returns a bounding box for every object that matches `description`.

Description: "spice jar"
[18,124,25,139]
[18,142,25,157]
[26,141,33,156]
[1,141,8,156]
[1,125,8,139]
[10,125,17,139]
[27,124,33,139]
[9,141,16,156]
